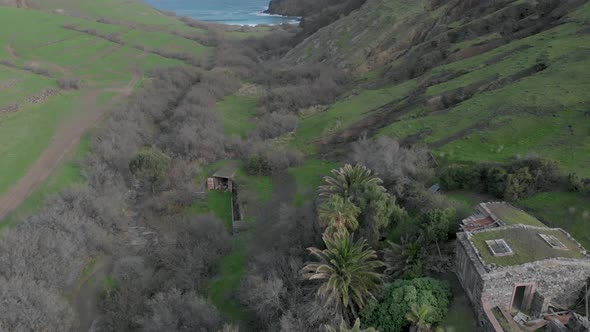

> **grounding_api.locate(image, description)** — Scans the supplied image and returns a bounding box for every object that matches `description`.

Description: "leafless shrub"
[351,136,434,196]
[239,204,332,331]
[62,24,124,45]
[160,10,177,17]
[0,278,75,332]
[151,48,200,66]
[250,112,298,140]
[97,256,153,331]
[96,17,118,25]
[58,77,81,90]
[105,32,123,44]
[139,289,222,332]
[239,273,286,324]
[258,64,348,112]
[0,59,17,68]
[147,215,232,293]
[245,142,303,175]
[245,28,297,59]
[23,63,52,77]
[0,195,111,290]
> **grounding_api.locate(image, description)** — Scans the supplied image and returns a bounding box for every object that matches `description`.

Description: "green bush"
[361,277,451,332]
[440,157,567,201]
[438,164,480,190]
[129,147,170,191]
[245,155,272,176]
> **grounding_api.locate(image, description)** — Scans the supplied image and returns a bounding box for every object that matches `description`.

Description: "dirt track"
[0,70,139,222]
[4,44,18,59]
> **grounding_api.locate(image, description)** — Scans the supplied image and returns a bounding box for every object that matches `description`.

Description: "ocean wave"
[223,19,300,26]
[145,0,300,26]
[254,11,300,19]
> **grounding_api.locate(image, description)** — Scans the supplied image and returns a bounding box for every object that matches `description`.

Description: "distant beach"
[143,0,300,25]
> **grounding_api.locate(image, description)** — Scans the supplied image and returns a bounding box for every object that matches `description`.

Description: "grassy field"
[186,191,233,230]
[518,192,590,249]
[0,4,206,203]
[207,191,233,229]
[289,159,339,206]
[378,17,590,177]
[25,0,196,28]
[215,94,258,138]
[293,80,416,153]
[1,134,91,229]
[0,90,82,193]
[235,168,273,203]
[208,239,249,321]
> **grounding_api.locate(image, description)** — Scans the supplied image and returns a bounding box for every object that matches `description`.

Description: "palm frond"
[303,230,384,317]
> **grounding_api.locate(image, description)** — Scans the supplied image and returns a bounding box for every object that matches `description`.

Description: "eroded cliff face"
[265,0,346,17]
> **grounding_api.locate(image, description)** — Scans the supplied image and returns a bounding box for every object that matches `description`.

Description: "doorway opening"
[511,283,535,312]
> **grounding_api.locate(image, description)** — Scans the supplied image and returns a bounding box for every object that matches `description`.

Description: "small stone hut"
[456,202,590,331]
[207,163,238,192]
[206,162,246,234]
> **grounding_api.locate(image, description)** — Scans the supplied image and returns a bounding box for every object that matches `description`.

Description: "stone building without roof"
[455,202,590,331]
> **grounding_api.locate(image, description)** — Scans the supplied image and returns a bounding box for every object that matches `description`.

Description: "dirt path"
[0,70,140,222]
[4,44,18,59]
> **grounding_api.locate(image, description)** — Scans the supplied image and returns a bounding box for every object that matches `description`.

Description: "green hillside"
[288,0,590,177]
[24,0,192,27]
[0,3,205,202]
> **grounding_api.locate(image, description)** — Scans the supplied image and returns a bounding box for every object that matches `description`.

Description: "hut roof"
[212,162,239,179]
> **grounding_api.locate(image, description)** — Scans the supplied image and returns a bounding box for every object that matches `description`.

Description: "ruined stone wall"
[481,259,590,310]
[530,291,549,316]
[456,234,503,331]
[455,233,486,306]
[456,231,590,331]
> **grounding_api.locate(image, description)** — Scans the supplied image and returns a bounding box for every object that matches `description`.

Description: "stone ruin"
[455,202,590,331]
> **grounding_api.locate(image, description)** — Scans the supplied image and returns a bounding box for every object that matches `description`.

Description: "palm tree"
[383,235,424,280]
[324,318,378,332]
[303,230,384,318]
[318,195,361,232]
[319,164,384,200]
[406,303,434,332]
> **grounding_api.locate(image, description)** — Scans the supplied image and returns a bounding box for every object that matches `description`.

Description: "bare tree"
[0,278,75,332]
[139,288,222,332]
[351,136,433,196]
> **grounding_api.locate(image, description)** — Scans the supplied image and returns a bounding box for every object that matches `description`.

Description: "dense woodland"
[1,0,589,331]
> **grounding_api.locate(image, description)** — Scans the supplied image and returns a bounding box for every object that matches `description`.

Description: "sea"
[143,0,300,26]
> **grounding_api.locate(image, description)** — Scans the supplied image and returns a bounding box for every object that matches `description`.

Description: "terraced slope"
[0,4,208,220]
[290,0,590,177]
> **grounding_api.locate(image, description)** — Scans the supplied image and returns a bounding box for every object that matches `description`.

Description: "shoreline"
[143,0,301,27]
